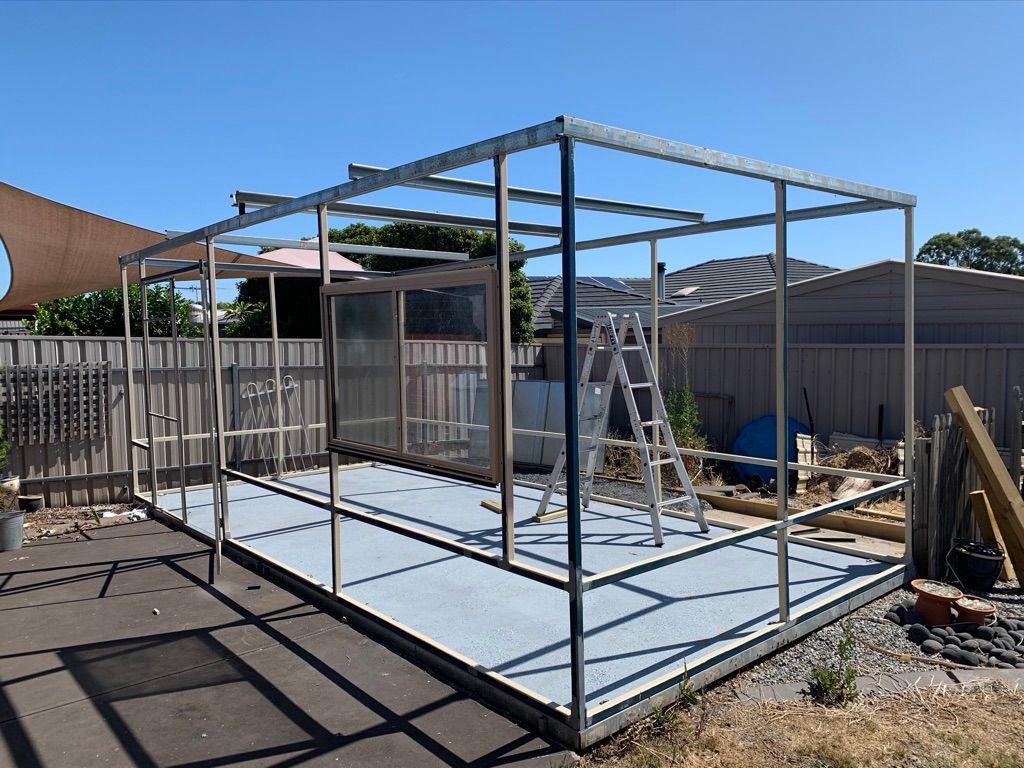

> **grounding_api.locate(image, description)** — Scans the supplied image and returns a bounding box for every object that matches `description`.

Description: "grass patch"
[579,682,1024,767]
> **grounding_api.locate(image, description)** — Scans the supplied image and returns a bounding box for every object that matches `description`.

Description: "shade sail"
[0,182,276,310]
[252,248,364,273]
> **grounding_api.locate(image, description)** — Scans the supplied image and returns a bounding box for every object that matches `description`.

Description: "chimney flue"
[657,261,666,300]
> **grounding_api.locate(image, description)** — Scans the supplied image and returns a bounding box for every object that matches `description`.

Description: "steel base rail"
[580,562,909,740]
[582,478,910,591]
[219,467,567,590]
[144,502,579,748]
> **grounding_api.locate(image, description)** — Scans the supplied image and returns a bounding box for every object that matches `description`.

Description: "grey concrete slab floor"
[0,521,567,767]
[159,465,894,709]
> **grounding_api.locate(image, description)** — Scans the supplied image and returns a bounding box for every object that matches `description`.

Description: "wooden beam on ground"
[945,385,1024,580]
[969,490,1014,581]
[693,491,905,542]
[532,507,568,523]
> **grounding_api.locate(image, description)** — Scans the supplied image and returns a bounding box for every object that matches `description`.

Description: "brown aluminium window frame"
[321,267,503,485]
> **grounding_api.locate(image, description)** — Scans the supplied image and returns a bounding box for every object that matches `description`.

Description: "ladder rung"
[620,346,642,352]
[630,382,653,389]
[651,458,675,466]
[640,420,664,427]
[658,497,693,507]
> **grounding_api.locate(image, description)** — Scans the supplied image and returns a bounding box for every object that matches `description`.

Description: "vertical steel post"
[904,206,915,564]
[198,260,223,576]
[169,277,189,524]
[494,154,516,563]
[138,260,158,507]
[650,240,662,506]
[561,136,587,729]
[119,264,139,500]
[206,238,231,540]
[774,180,790,622]
[269,272,285,475]
[318,205,342,595]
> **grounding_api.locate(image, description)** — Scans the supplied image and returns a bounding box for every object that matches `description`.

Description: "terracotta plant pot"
[911,578,963,626]
[954,595,997,625]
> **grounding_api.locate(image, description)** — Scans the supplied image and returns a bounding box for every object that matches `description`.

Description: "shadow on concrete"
[0,523,565,767]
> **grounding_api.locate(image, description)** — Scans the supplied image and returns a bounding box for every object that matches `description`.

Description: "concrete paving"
[160,465,892,708]
[0,521,568,767]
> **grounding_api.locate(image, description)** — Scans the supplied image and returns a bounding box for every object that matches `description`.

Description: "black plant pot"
[950,539,1004,593]
[18,495,43,513]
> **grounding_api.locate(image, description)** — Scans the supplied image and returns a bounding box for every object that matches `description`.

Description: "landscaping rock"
[961,639,982,653]
[941,647,981,666]
[975,625,996,641]
[1009,630,1024,645]
[997,662,1015,669]
[884,611,901,625]
[978,640,996,654]
[931,626,949,638]
[907,624,931,644]
[920,639,943,656]
[956,632,975,643]
[945,635,962,647]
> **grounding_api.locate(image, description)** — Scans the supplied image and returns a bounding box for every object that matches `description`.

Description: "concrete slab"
[159,465,893,709]
[0,521,567,767]
[947,668,1024,688]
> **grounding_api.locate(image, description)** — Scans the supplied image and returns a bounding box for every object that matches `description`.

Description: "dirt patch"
[21,504,142,542]
[580,682,1024,767]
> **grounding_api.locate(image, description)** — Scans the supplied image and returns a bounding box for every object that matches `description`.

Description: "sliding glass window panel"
[332,291,397,450]
[403,284,490,471]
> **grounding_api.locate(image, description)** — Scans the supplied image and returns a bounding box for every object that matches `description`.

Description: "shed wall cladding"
[688,268,1024,345]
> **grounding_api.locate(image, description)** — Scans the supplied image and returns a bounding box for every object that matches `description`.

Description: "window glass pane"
[403,284,490,470]
[332,291,397,449]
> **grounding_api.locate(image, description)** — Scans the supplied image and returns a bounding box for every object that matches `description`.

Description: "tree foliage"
[27,285,201,337]
[917,228,1024,276]
[236,223,535,341]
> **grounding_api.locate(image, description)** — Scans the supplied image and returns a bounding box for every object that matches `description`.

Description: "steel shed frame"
[116,116,917,750]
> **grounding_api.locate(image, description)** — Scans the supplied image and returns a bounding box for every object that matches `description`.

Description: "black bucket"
[949,539,1004,592]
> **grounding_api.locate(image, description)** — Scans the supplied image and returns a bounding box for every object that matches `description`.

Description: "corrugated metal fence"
[1,335,1019,507]
[0,337,545,507]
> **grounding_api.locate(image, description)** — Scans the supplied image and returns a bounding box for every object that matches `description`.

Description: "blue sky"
[1,0,1022,302]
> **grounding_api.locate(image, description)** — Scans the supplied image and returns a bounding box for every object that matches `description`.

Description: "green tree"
[917,228,1024,276]
[236,223,535,341]
[27,284,202,337]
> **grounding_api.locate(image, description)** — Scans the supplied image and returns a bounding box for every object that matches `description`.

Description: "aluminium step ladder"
[535,311,708,545]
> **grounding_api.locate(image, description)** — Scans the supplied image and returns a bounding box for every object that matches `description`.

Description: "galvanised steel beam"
[144,257,388,278]
[512,199,902,261]
[118,117,565,265]
[561,117,918,206]
[402,199,903,276]
[230,192,560,238]
[348,163,705,222]
[166,231,469,261]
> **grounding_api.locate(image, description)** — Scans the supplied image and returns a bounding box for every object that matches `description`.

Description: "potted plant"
[954,595,998,625]
[910,579,963,625]
[0,423,23,551]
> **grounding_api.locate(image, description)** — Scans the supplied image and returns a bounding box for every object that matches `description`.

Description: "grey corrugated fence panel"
[0,336,546,507]
[671,343,1024,452]
[543,341,1024,452]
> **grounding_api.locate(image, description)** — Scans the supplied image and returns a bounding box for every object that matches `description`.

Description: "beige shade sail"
[0,182,283,310]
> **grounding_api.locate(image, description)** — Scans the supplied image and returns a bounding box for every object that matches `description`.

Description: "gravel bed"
[736,581,1024,687]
